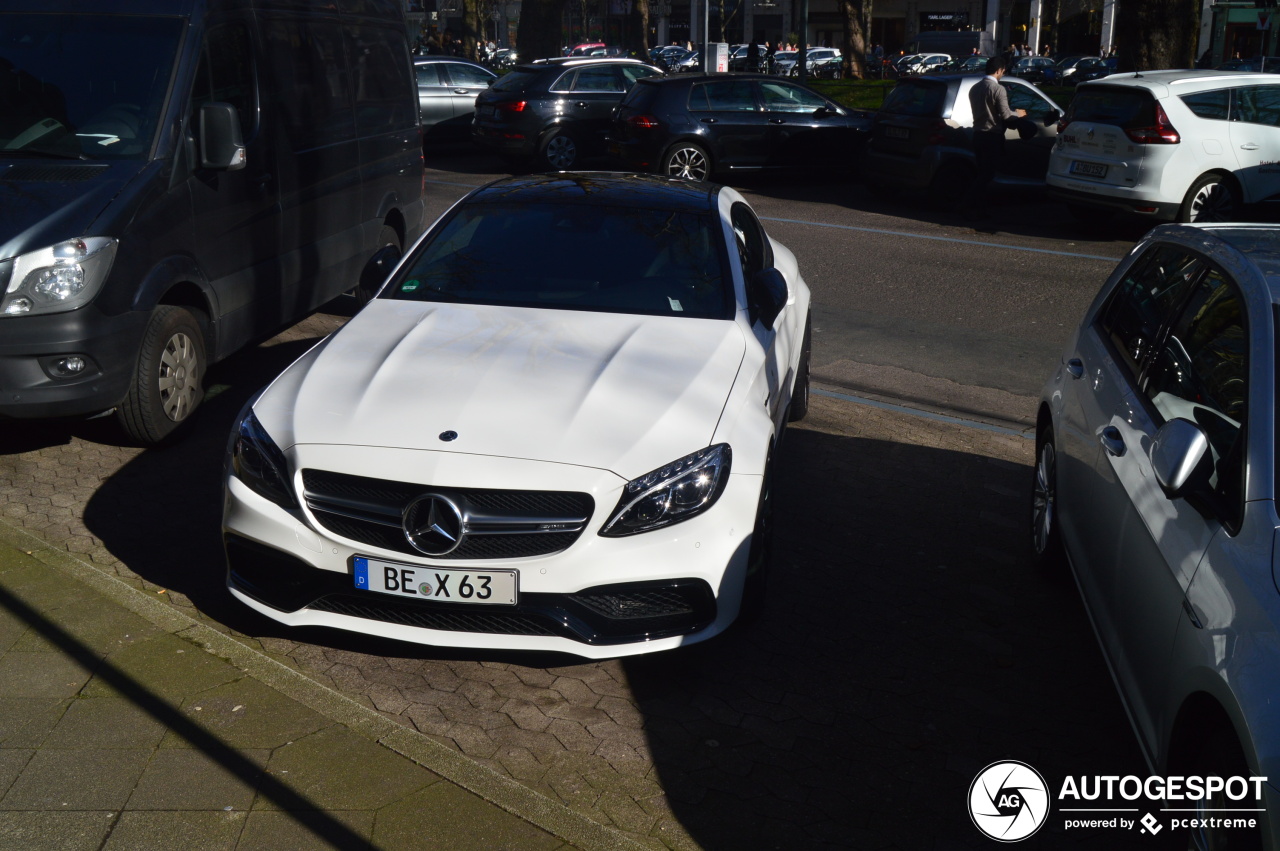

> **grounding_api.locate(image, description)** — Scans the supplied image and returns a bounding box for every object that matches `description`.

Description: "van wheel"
[117,306,206,445]
[354,226,401,307]
[539,128,580,170]
[1180,174,1239,223]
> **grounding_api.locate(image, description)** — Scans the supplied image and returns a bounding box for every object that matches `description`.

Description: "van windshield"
[0,14,183,161]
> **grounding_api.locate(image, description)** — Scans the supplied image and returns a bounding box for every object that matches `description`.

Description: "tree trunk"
[463,0,481,61]
[626,0,650,56]
[1114,0,1198,71]
[839,0,869,79]
[517,0,566,61]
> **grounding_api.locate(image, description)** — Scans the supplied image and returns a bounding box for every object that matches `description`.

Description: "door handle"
[454,88,470,94]
[1066,358,1084,379]
[768,118,786,124]
[700,117,718,123]
[1098,426,1126,457]
[1240,142,1260,150]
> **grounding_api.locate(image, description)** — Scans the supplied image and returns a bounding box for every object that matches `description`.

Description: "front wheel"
[116,306,207,445]
[1030,424,1065,567]
[739,453,774,624]
[788,316,812,422]
[1179,174,1240,223]
[661,142,712,181]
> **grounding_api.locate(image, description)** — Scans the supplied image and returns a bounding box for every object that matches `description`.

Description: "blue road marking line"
[758,216,1120,262]
[354,557,368,589]
[813,387,1035,439]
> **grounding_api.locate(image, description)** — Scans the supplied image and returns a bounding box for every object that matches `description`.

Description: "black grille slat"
[570,589,695,619]
[310,594,558,636]
[301,469,593,560]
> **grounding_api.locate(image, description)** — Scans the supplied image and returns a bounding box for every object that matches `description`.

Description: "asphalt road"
[420,147,1149,427]
[0,154,1165,849]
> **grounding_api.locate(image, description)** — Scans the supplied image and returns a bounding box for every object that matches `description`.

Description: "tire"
[661,142,712,181]
[1179,174,1240,224]
[1030,424,1065,567]
[353,225,401,307]
[539,127,580,171]
[1175,726,1263,851]
[928,161,973,211]
[787,316,812,422]
[116,306,206,445]
[739,451,775,624]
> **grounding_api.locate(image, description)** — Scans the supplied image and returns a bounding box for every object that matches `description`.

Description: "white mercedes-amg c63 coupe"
[223,173,811,658]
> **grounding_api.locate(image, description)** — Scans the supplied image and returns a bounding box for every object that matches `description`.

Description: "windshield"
[386,201,732,320]
[0,13,183,160]
[492,68,541,92]
[881,80,946,116]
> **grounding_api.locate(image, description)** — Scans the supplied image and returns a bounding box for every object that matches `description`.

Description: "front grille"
[310,594,559,636]
[301,469,593,560]
[570,588,696,620]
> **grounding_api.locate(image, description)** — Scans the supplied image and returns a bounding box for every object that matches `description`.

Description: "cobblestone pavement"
[0,309,1145,849]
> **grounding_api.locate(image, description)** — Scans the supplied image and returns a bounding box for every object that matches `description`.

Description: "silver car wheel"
[663,144,709,180]
[158,331,199,423]
[1032,438,1056,556]
[543,133,578,170]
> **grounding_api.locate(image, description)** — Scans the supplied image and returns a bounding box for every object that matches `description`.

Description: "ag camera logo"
[969,761,1051,842]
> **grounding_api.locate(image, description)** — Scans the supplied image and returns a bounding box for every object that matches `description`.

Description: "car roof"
[414,57,491,70]
[525,57,652,68]
[467,173,719,213]
[1081,69,1280,96]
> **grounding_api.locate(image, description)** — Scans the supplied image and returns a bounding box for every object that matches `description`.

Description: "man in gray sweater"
[966,56,1025,218]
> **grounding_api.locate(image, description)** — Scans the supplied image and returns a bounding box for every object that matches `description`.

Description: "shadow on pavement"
[622,423,1145,850]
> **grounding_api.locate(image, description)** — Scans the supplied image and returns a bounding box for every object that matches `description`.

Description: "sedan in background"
[1009,55,1057,84]
[414,57,496,143]
[224,173,812,658]
[610,74,872,180]
[1032,224,1280,849]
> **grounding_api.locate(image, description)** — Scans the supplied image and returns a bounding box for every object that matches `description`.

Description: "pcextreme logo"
[968,762,1269,842]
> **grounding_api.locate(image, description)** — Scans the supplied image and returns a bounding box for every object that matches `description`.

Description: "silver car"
[1033,223,1280,848]
[414,57,496,142]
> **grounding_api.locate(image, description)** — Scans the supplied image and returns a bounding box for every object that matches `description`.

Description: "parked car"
[414,57,496,142]
[472,58,664,169]
[1217,56,1280,72]
[565,42,605,56]
[1047,70,1280,222]
[609,73,872,180]
[1009,55,1057,84]
[1066,56,1117,86]
[670,49,703,73]
[1032,223,1280,850]
[774,47,841,77]
[928,55,990,74]
[1054,54,1092,85]
[224,172,813,658]
[862,73,1063,204]
[902,53,951,76]
[0,0,425,444]
[494,48,518,68]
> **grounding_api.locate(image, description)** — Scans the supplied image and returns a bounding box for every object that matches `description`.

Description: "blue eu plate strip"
[353,557,369,589]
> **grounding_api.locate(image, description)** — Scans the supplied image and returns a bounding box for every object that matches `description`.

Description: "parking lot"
[0,149,1165,848]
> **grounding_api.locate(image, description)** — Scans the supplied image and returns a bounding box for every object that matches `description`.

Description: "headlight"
[231,410,298,509]
[599,444,731,537]
[0,237,117,317]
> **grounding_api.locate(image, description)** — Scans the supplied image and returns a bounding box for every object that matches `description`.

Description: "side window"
[1096,245,1205,382]
[1001,82,1054,117]
[416,64,443,87]
[446,64,494,87]
[620,65,660,85]
[191,23,257,137]
[1181,89,1229,121]
[347,25,416,134]
[572,67,623,93]
[759,81,827,113]
[263,19,354,148]
[1142,269,1248,526]
[690,80,757,112]
[730,202,771,275]
[1231,85,1280,126]
[550,70,575,92]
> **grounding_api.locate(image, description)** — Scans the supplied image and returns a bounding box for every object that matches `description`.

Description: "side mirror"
[1149,418,1212,499]
[199,102,246,171]
[748,268,788,330]
[1044,110,1062,127]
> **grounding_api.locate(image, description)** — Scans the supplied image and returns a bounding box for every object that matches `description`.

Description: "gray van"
[0,0,425,443]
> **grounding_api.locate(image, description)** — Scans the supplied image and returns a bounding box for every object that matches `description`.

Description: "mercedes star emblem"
[403,494,465,556]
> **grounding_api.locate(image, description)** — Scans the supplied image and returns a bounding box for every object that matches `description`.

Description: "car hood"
[256,300,747,480]
[0,160,140,260]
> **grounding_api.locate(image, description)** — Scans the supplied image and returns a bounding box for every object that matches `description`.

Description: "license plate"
[884,126,909,139]
[353,556,517,605]
[1070,160,1108,178]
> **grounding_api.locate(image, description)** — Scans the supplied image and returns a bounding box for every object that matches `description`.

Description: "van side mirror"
[748,268,788,330]
[1149,418,1212,499]
[199,102,246,171]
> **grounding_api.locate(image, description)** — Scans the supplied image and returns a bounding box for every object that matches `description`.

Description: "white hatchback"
[1047,70,1280,222]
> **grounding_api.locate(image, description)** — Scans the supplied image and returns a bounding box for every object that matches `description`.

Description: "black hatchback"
[608,74,872,181]
[472,58,664,170]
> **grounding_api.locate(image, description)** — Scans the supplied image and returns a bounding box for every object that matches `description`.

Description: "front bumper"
[223,443,760,659]
[0,305,146,419]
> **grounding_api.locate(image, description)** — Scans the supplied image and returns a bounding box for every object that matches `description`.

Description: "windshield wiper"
[0,148,90,161]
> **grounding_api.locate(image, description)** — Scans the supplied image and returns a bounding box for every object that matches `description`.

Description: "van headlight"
[0,237,117,317]
[599,444,731,536]
[231,410,298,509]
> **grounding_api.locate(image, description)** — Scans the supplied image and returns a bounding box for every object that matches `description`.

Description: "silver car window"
[1097,245,1205,382]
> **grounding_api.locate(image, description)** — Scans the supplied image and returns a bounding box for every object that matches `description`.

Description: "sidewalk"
[0,532,639,851]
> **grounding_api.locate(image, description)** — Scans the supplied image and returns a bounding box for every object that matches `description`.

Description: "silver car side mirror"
[1149,418,1210,499]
